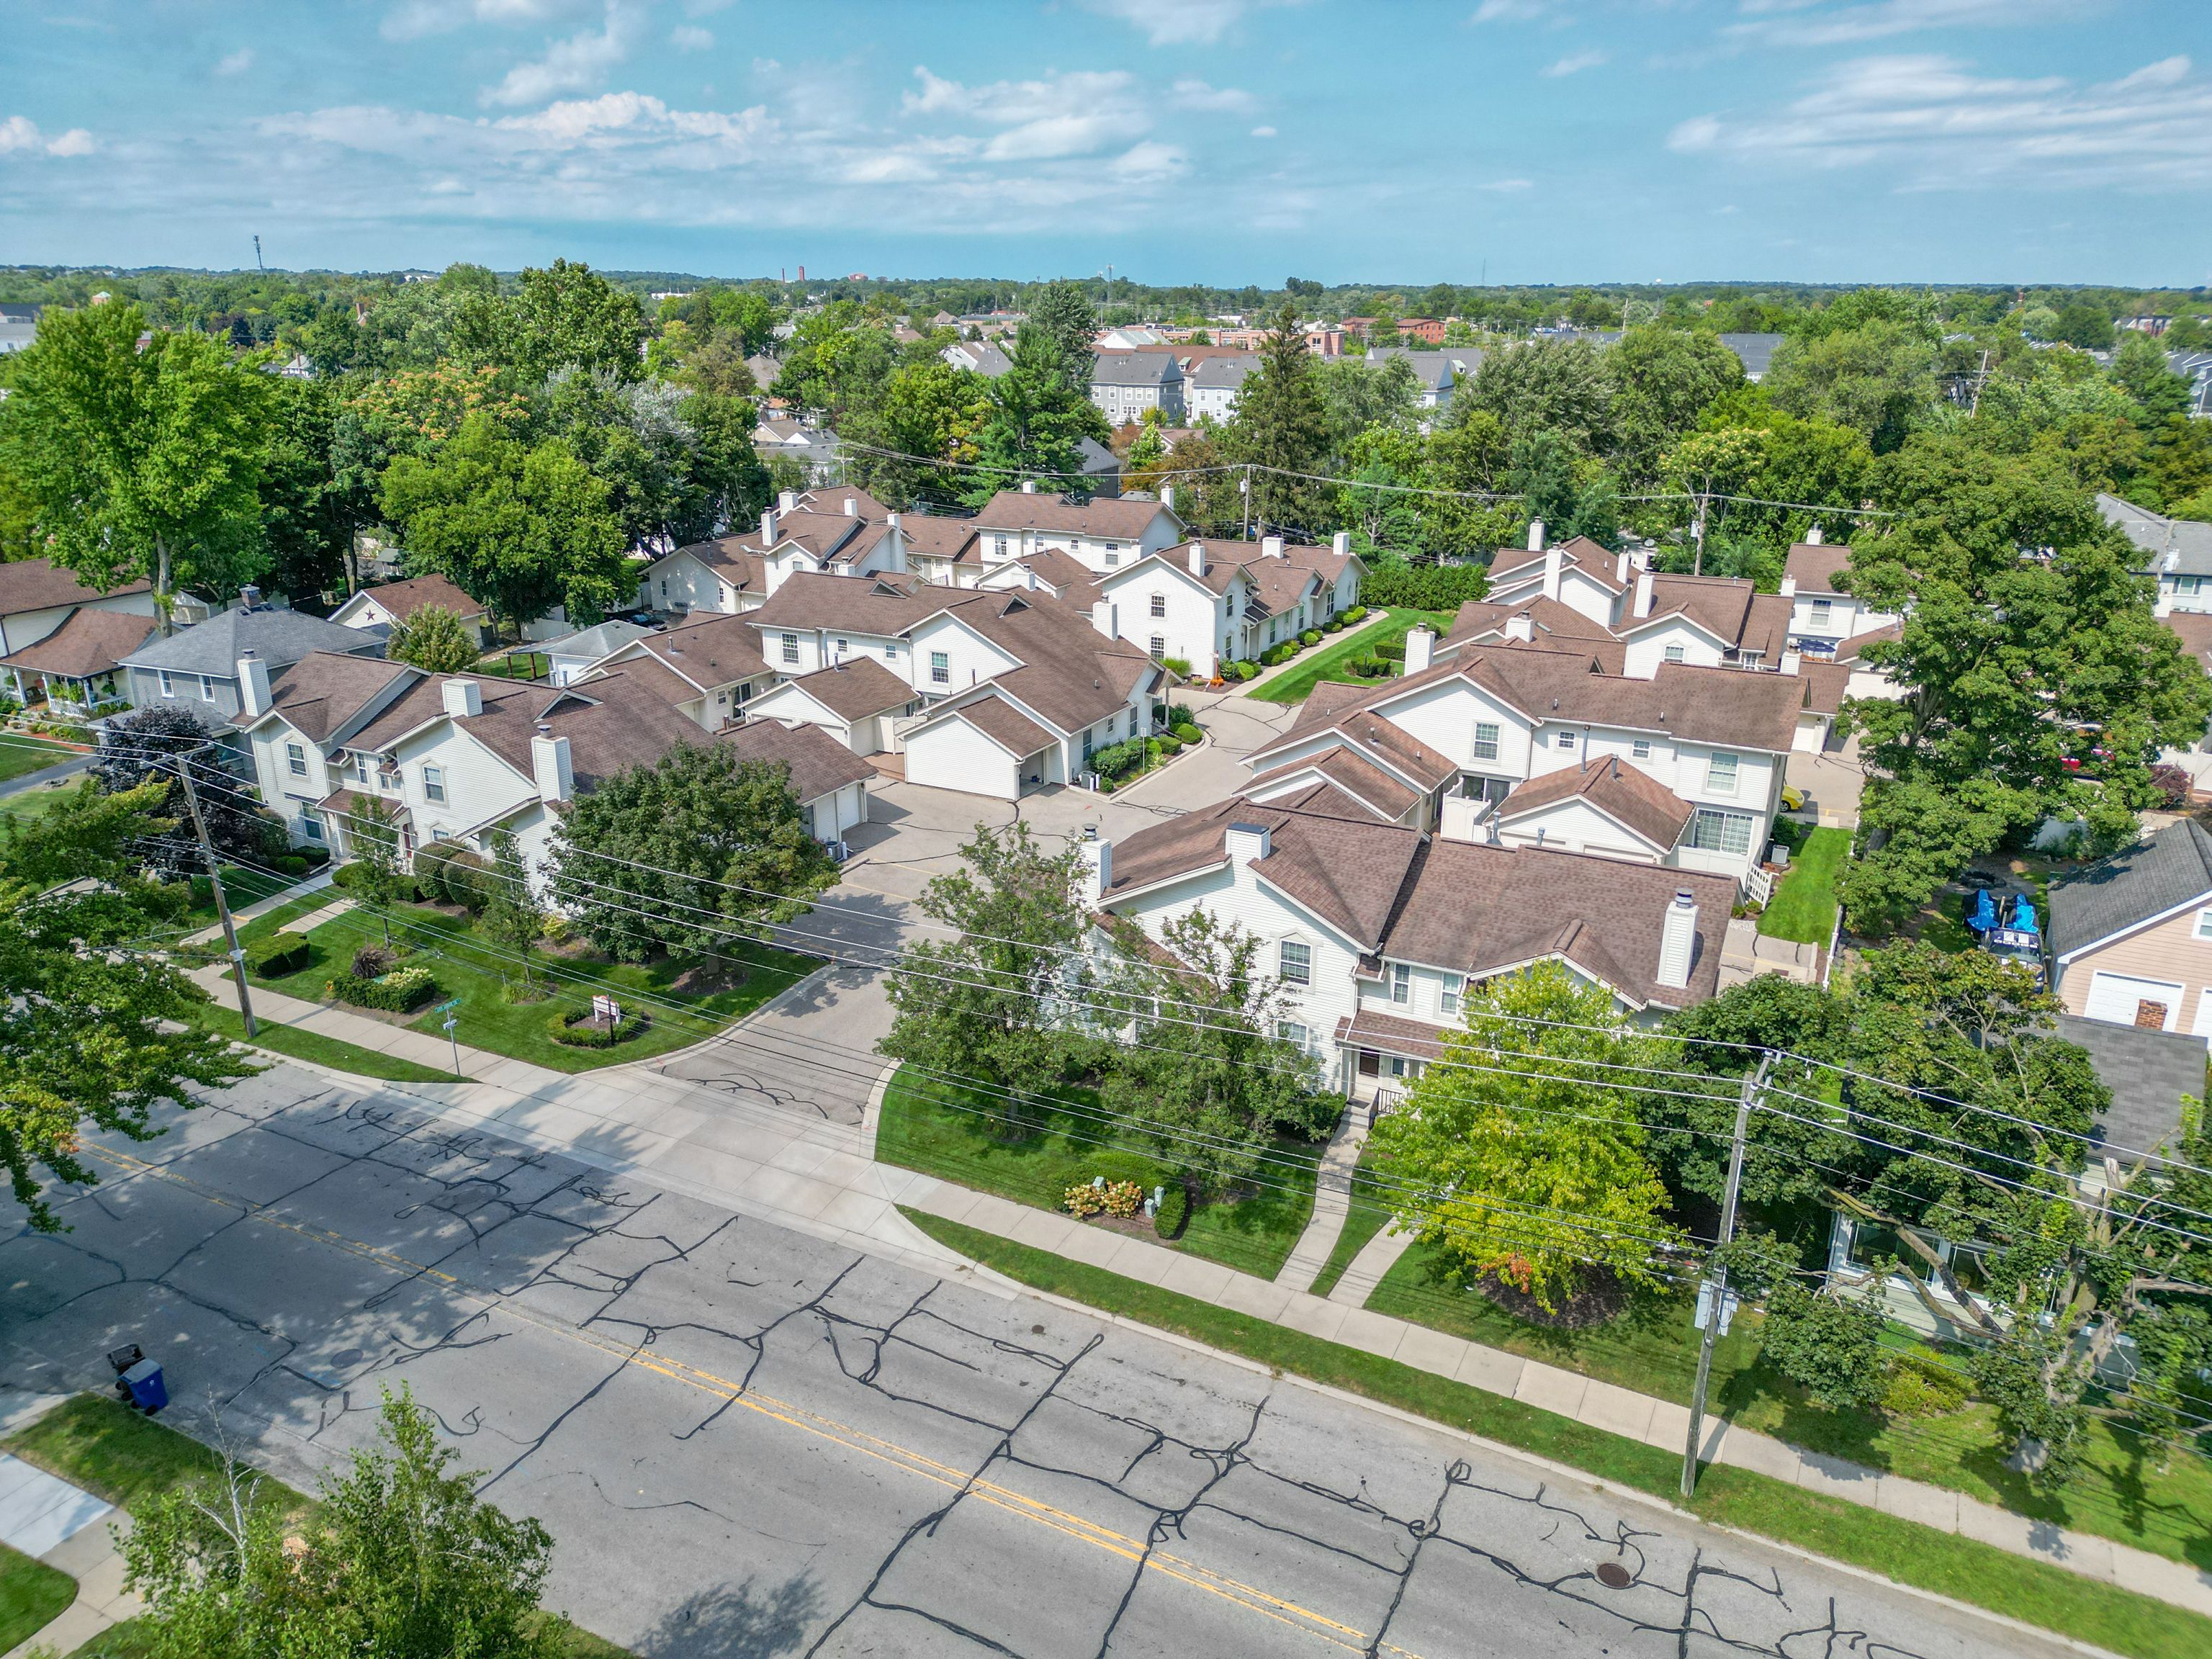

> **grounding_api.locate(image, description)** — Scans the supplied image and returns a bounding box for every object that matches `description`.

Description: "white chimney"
[1504,611,1534,643]
[1188,544,1207,577]
[1656,891,1699,990]
[1779,573,1797,600]
[760,506,778,544]
[1333,530,1350,559]
[1781,648,1802,677]
[1021,478,1038,494]
[1404,625,1435,674]
[1634,567,1655,620]
[844,496,858,517]
[1161,486,1176,511]
[1226,821,1272,865]
[1082,838,1113,904]
[1091,599,1118,639]
[778,489,799,513]
[1527,518,1546,553]
[1617,550,1630,585]
[531,724,572,803]
[887,511,902,530]
[1262,534,1285,559]
[1542,544,1564,602]
[236,651,270,717]
[1806,523,1824,546]
[441,678,482,718]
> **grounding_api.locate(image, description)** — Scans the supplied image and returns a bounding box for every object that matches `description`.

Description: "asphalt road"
[1,1065,2059,1659]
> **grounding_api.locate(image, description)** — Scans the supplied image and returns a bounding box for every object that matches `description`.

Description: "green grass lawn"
[1370,1241,2212,1570]
[474,650,551,680]
[0,777,84,832]
[0,1542,76,1653]
[902,1208,2211,1659]
[0,734,76,783]
[1305,1144,1397,1299]
[191,1000,459,1084]
[1758,824,1850,943]
[1244,610,1457,705]
[876,1065,1323,1280]
[242,901,818,1074]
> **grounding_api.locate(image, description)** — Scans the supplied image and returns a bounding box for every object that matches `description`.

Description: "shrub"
[277,855,310,877]
[2149,763,2192,810]
[1341,605,1368,624]
[349,944,399,979]
[1064,1182,1106,1218]
[1760,1281,1889,1411]
[326,963,440,1012]
[1167,701,1201,727]
[1171,722,1203,745]
[1375,639,1406,662]
[420,846,493,912]
[1089,737,1151,781]
[1322,617,1344,634]
[1154,1184,1189,1238]
[1882,1351,1973,1418]
[1062,1177,1145,1219]
[298,845,330,868]
[549,1007,649,1047]
[1161,655,1192,678]
[246,930,311,977]
[1300,629,1321,647]
[331,860,418,901]
[1362,561,1488,609]
[1155,735,1182,757]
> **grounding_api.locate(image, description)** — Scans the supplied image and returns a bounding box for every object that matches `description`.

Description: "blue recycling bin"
[121,1358,167,1413]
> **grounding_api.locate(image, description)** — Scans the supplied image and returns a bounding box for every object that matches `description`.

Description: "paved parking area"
[0,1067,2054,1659]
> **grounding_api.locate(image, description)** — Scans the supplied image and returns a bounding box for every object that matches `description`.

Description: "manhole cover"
[330,1349,367,1368]
[1595,1563,1634,1590]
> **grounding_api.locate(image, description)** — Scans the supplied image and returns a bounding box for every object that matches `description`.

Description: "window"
[781,632,799,665]
[1663,644,1686,665]
[834,637,849,655]
[1706,752,1740,796]
[2198,909,2212,940]
[1279,940,1312,985]
[284,742,307,778]
[884,643,899,660]
[158,670,176,698]
[1441,974,1463,1017]
[994,536,1009,557]
[421,764,446,804]
[1556,730,1577,752]
[301,813,324,843]
[1150,593,1166,618]
[1104,548,1120,567]
[719,584,733,609]
[1687,807,1755,856]
[1809,598,1833,627]
[1390,962,1411,1005]
[736,681,754,703]
[1632,738,1651,760]
[1471,721,1500,761]
[930,650,950,685]
[197,674,215,701]
[1149,635,1166,657]
[1277,1020,1309,1052]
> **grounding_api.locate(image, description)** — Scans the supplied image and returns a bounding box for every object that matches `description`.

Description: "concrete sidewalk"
[0,1448,138,1659]
[901,1179,2212,1619]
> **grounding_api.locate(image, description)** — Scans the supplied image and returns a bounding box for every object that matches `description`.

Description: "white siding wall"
[1558,571,1621,627]
[647,553,731,616]
[1496,798,1663,862]
[1100,566,1225,675]
[907,613,1025,697]
[805,781,870,845]
[904,718,1021,799]
[1789,593,1899,639]
[745,683,860,750]
[387,724,535,849]
[1621,621,1727,677]
[0,591,160,656]
[248,721,338,845]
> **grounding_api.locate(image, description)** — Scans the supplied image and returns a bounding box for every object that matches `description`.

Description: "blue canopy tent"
[1969,889,1998,933]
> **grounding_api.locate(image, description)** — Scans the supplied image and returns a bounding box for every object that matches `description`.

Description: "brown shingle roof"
[971,490,1175,539]
[898,515,981,562]
[777,656,915,721]
[953,592,1160,734]
[719,716,875,803]
[0,606,154,678]
[665,537,773,595]
[258,651,420,744]
[938,693,1057,757]
[0,559,151,617]
[745,572,948,637]
[1488,536,1626,595]
[1438,596,1626,673]
[346,574,485,621]
[1784,542,1855,595]
[1249,748,1421,822]
[632,611,770,688]
[1497,755,1693,849]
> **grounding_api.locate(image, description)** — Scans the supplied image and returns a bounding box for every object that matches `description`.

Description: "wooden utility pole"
[171,757,257,1038]
[1681,1054,1770,1497]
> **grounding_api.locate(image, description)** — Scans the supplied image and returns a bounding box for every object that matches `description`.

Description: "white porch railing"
[1741,865,1776,908]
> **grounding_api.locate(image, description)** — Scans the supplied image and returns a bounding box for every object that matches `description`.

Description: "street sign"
[431,997,462,1014]
[591,993,621,1024]
[441,1015,458,1033]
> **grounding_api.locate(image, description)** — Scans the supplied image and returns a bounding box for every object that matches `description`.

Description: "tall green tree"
[2,779,256,1231]
[1765,320,1940,454]
[385,604,481,673]
[477,829,546,994]
[1463,336,1616,456]
[0,301,274,625]
[547,743,836,962]
[966,323,1108,498]
[378,411,631,631]
[259,374,369,601]
[346,793,408,947]
[470,258,645,386]
[1369,962,1684,1312]
[844,359,991,505]
[1227,303,1334,533]
[1028,279,1100,369]
[881,821,1092,1113]
[1611,323,1744,483]
[1102,909,1327,1189]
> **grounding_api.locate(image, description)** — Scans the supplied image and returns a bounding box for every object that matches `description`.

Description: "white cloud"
[984,113,1128,161]
[480,1,640,107]
[1083,0,1292,46]
[0,116,94,156]
[1542,50,1606,76]
[1169,78,1256,113]
[903,66,1135,125]
[1251,125,1277,138]
[1108,141,1187,181]
[1669,53,2212,188]
[215,48,255,76]
[382,0,585,43]
[1470,0,1553,21]
[671,25,712,50]
[1727,0,2092,48]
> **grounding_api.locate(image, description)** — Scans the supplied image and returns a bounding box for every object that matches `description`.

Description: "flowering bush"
[1064,1179,1146,1218]
[1064,1183,1106,1218]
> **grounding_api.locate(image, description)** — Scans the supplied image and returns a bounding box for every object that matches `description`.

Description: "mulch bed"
[1471,1269,1631,1329]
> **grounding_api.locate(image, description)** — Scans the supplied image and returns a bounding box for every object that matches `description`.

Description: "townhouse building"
[581,611,778,731]
[1089,534,1365,678]
[1087,793,1735,1092]
[639,487,909,616]
[121,598,387,739]
[1089,352,1186,425]
[1779,532,1902,656]
[2100,492,2212,617]
[0,558,158,657]
[328,573,494,647]
[1184,355,1257,422]
[964,485,1186,577]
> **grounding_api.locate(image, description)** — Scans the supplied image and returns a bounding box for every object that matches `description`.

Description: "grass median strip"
[192,1002,459,1084]
[901,1206,2212,1659]
[1243,609,1456,705]
[0,1541,76,1652]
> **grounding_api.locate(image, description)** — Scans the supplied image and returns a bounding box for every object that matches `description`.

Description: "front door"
[1357,1050,1380,1078]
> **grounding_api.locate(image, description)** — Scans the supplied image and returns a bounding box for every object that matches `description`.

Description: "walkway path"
[1272,1107,1367,1292]
[1324,1217,1418,1308]
[899,1179,2212,1619]
[0,1451,138,1659]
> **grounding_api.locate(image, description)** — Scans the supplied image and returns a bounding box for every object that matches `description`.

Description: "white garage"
[2083,970,2186,1031]
[902,693,1064,801]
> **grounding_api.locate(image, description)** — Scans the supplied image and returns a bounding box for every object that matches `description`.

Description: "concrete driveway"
[0,1066,2052,1659]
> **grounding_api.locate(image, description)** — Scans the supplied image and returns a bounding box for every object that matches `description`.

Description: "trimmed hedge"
[1340,605,1368,624]
[246,930,311,978]
[1362,563,1488,610]
[1299,629,1321,647]
[1089,737,1151,781]
[417,845,493,912]
[326,964,439,1012]
[1170,722,1203,745]
[1154,1184,1190,1238]
[549,1007,650,1048]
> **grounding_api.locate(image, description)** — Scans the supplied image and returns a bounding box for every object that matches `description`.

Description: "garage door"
[2083,970,2186,1031]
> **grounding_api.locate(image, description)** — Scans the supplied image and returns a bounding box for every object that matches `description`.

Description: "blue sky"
[3,0,2208,286]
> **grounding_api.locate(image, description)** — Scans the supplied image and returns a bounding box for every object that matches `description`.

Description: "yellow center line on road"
[87,1145,1426,1658]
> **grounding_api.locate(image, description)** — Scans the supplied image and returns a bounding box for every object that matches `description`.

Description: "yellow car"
[1780,784,1805,812]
